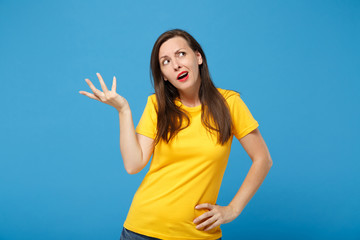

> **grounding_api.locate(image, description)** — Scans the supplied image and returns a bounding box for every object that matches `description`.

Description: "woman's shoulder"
[143,93,158,110]
[216,88,240,100]
[146,93,157,103]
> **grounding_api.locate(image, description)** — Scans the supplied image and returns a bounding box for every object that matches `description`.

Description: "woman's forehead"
[159,37,190,56]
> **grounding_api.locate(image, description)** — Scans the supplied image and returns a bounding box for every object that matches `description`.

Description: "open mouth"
[177,71,189,81]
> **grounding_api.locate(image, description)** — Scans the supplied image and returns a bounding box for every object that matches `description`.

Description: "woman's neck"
[178,79,201,107]
[179,94,200,107]
[178,89,201,107]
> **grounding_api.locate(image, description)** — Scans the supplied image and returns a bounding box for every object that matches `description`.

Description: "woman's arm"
[228,127,272,214]
[119,108,154,174]
[79,73,154,174]
[193,128,272,231]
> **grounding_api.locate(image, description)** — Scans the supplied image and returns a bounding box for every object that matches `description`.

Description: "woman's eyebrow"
[175,48,185,54]
[160,48,185,60]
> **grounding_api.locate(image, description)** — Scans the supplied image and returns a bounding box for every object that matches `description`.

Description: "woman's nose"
[172,59,181,70]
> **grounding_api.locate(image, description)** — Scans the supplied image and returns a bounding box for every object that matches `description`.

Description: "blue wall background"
[1,0,359,239]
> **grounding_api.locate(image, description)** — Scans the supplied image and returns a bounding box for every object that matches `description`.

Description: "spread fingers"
[79,90,101,101]
[84,78,105,99]
[111,76,117,92]
[96,72,109,93]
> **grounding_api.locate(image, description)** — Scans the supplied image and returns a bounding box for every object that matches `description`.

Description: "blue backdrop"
[1,0,359,239]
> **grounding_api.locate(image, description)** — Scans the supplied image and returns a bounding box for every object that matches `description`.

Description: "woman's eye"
[163,59,169,65]
[179,52,186,57]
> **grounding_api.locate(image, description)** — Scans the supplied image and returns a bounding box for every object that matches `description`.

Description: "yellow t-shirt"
[123,88,259,240]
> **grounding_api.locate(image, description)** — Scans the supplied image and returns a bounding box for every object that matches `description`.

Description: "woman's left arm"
[193,128,273,231]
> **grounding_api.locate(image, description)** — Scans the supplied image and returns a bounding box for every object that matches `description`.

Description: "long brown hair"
[150,29,232,145]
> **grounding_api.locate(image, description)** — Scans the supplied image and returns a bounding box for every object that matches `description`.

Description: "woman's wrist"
[117,102,131,114]
[228,203,243,217]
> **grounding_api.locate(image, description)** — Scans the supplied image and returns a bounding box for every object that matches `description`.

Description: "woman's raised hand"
[79,73,129,112]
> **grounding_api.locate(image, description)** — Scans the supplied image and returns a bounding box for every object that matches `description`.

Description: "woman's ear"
[196,51,203,65]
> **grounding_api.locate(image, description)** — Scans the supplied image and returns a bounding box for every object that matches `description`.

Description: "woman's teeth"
[178,72,188,80]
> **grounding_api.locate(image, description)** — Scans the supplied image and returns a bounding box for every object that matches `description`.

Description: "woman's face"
[158,36,203,94]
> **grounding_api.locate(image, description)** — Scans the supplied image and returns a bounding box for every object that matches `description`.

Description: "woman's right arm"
[79,73,154,174]
[119,108,154,174]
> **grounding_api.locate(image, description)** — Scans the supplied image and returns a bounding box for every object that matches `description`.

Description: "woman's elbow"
[267,156,273,168]
[124,162,146,175]
[255,155,273,169]
[125,165,143,174]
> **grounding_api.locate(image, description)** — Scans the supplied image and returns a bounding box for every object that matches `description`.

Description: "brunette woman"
[79,29,272,240]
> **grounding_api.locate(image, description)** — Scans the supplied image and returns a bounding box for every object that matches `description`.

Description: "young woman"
[79,29,272,240]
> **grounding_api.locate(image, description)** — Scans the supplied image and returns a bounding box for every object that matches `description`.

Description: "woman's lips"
[177,71,189,82]
[178,74,189,82]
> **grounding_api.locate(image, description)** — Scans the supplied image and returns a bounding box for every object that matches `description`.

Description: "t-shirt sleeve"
[227,93,259,140]
[135,95,158,139]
